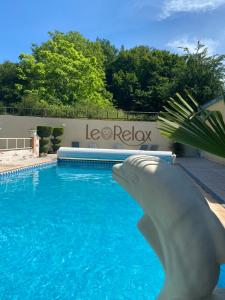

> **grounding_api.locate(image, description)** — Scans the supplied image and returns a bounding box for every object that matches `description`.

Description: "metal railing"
[0,106,158,121]
[0,138,32,151]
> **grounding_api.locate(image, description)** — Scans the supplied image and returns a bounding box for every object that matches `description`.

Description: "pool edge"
[0,159,57,177]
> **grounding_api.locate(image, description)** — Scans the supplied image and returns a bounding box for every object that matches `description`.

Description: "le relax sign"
[85,124,151,146]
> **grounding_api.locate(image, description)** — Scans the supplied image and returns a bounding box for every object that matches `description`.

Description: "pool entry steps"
[57,147,176,164]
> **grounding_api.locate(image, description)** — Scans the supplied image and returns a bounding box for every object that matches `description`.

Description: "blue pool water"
[0,163,224,299]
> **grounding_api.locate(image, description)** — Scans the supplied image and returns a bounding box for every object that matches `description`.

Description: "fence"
[0,106,158,121]
[0,138,32,151]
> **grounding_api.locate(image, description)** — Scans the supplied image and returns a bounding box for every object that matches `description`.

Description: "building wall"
[207,99,225,120]
[201,98,225,164]
[0,115,170,150]
[201,152,225,165]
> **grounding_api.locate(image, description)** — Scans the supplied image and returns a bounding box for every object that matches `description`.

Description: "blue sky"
[1,0,225,62]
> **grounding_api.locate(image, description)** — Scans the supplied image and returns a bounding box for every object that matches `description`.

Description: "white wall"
[0,115,170,150]
[207,99,225,119]
[201,99,225,164]
[201,152,225,165]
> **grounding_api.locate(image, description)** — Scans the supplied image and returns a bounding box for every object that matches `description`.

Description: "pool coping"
[0,158,57,177]
[178,162,225,205]
[57,157,123,165]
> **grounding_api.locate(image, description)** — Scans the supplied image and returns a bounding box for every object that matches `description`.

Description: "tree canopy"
[172,42,225,105]
[106,46,185,111]
[0,61,21,105]
[16,31,112,109]
[0,32,224,113]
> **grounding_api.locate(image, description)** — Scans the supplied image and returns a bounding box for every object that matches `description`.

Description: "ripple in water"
[0,164,224,299]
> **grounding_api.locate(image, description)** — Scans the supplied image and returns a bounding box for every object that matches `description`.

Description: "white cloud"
[132,0,162,14]
[161,0,225,18]
[167,37,219,55]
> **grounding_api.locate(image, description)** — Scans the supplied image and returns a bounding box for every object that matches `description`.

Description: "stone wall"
[0,149,34,163]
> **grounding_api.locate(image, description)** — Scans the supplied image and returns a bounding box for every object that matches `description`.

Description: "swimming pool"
[0,163,224,299]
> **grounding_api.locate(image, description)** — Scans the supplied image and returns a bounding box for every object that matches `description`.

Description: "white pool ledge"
[57,147,176,164]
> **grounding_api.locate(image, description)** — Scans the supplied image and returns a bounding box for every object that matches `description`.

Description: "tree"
[110,70,140,110]
[106,42,225,112]
[1,34,224,114]
[173,42,225,105]
[96,38,118,68]
[0,61,21,105]
[17,31,113,108]
[106,46,184,111]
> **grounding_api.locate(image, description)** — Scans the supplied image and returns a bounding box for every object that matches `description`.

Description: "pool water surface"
[0,163,224,299]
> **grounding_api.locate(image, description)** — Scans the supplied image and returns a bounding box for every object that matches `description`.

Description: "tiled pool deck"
[0,154,57,174]
[177,158,225,227]
[177,158,225,204]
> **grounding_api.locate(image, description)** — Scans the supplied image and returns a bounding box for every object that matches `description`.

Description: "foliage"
[8,96,155,121]
[51,127,64,153]
[37,126,52,138]
[40,139,49,147]
[52,127,64,137]
[37,125,52,154]
[106,46,185,111]
[17,31,113,109]
[39,139,49,154]
[96,38,118,68]
[51,139,61,153]
[0,61,21,105]
[38,139,48,154]
[0,33,224,114]
[13,92,49,113]
[173,42,225,105]
[14,94,120,118]
[158,91,225,158]
[51,138,61,145]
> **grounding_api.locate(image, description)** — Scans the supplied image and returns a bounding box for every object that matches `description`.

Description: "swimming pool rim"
[0,161,57,178]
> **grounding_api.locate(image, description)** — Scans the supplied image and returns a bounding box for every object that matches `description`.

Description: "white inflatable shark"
[113,155,225,300]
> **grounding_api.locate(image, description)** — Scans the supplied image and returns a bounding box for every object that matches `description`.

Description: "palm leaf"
[158,92,225,158]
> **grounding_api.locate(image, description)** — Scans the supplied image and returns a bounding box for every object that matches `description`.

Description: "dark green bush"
[37,126,52,154]
[39,139,50,153]
[37,126,52,138]
[51,127,64,153]
[40,139,49,147]
[51,138,61,145]
[40,145,49,153]
[39,138,49,153]
[52,127,64,137]
[52,144,61,152]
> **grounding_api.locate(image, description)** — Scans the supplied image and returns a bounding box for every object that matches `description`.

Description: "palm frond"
[158,92,225,158]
